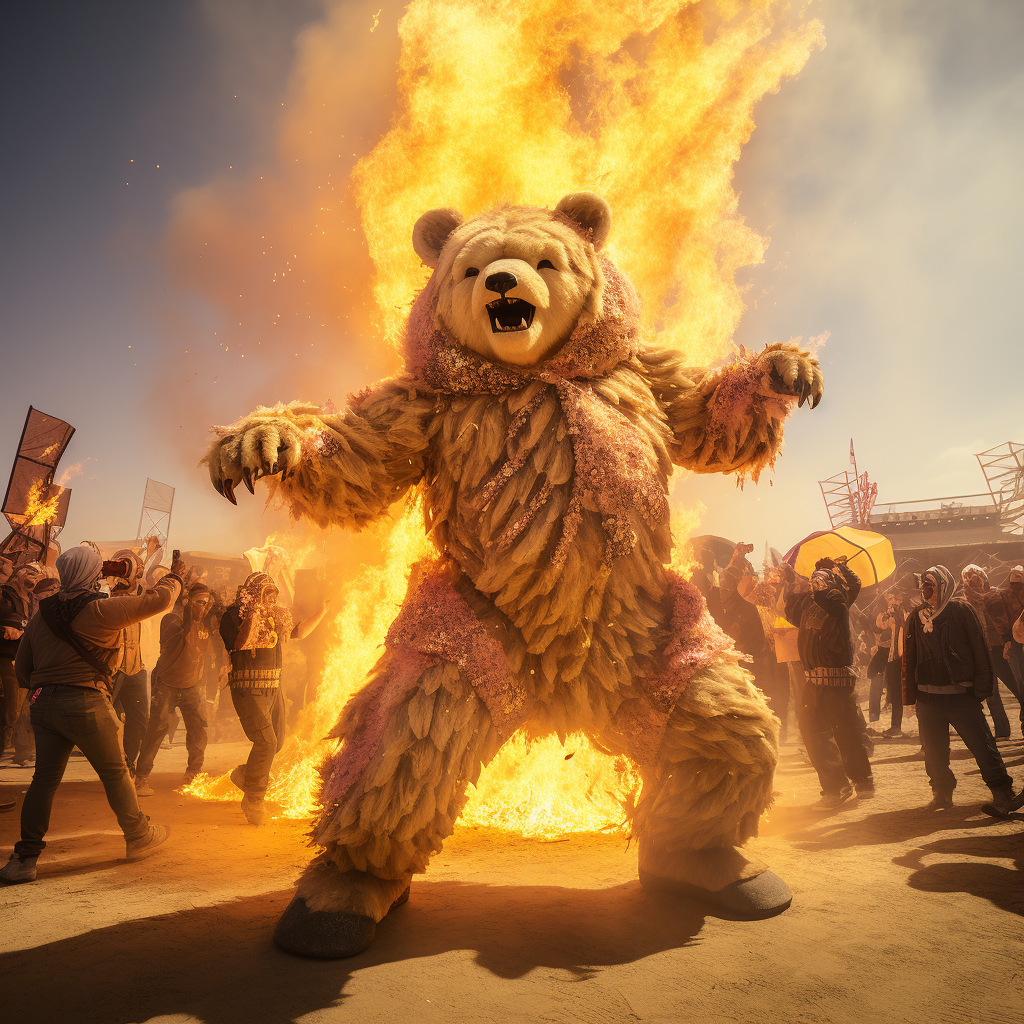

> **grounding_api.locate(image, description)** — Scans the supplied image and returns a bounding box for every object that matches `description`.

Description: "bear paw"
[757,341,824,409]
[205,417,303,504]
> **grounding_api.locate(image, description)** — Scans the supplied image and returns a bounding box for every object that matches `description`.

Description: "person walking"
[134,583,214,793]
[219,573,327,825]
[961,564,1014,738]
[782,556,874,808]
[0,547,182,884]
[874,592,906,739]
[903,565,1021,816]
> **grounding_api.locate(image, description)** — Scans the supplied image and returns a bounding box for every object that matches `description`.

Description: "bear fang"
[486,297,535,333]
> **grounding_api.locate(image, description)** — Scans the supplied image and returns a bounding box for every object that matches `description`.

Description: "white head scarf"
[55,546,103,601]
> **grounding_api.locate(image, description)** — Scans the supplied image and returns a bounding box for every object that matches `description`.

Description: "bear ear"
[412,208,464,268]
[555,192,611,249]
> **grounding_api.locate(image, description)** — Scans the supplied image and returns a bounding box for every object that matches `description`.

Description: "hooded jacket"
[902,598,993,704]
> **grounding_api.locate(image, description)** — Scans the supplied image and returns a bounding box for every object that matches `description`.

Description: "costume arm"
[204,374,435,530]
[641,341,823,481]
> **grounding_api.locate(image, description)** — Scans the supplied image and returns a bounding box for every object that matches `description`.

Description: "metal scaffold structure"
[976,441,1024,533]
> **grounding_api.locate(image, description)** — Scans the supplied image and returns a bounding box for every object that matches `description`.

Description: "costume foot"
[274,884,410,959]
[639,867,792,919]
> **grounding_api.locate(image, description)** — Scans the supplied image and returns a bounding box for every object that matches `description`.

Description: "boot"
[637,844,792,919]
[981,783,1019,819]
[275,860,412,958]
[135,776,154,797]
[0,852,37,884]
[240,794,265,826]
[925,792,954,811]
[126,824,171,861]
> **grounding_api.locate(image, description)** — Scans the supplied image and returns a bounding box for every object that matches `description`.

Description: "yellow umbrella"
[785,526,896,587]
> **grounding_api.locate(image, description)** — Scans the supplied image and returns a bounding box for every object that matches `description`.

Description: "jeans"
[1,656,26,758]
[991,643,1023,733]
[798,683,874,795]
[916,692,1012,796]
[230,687,287,802]
[16,684,149,857]
[867,648,889,722]
[112,669,149,774]
[136,684,208,779]
[884,659,903,732]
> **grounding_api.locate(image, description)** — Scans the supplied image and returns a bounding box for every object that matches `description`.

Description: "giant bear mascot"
[204,194,823,957]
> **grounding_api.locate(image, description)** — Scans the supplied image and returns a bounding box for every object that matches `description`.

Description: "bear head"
[410,193,637,375]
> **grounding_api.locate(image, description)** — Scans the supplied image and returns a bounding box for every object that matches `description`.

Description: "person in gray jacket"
[902,565,1021,816]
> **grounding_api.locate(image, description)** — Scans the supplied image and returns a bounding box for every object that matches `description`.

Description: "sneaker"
[240,794,265,826]
[816,787,854,809]
[230,765,247,793]
[0,852,38,884]
[182,771,201,786]
[126,824,171,861]
[925,793,954,811]
[855,782,876,799]
[881,729,904,739]
[135,776,155,797]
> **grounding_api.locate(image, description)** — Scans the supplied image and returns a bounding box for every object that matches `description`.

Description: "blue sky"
[1,1,1021,560]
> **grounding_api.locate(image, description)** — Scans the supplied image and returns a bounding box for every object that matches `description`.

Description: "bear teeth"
[486,297,535,334]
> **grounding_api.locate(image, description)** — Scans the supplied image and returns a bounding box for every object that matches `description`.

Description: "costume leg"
[277,653,500,957]
[630,657,789,912]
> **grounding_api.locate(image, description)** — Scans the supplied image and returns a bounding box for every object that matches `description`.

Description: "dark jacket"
[902,598,994,705]
[783,562,862,677]
[153,602,210,689]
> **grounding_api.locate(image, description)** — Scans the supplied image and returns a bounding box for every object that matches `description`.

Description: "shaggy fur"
[204,195,822,910]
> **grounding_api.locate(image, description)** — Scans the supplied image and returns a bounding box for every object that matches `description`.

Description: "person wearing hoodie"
[133,581,214,794]
[0,547,184,884]
[902,565,1021,817]
[960,564,1017,738]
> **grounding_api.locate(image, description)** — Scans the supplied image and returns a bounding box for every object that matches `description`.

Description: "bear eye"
[464,267,480,279]
[537,259,555,270]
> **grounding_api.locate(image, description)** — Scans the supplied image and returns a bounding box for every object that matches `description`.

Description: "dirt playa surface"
[2,721,1022,1024]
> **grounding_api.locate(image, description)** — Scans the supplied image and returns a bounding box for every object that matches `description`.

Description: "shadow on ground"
[0,879,717,1024]
[894,832,1024,916]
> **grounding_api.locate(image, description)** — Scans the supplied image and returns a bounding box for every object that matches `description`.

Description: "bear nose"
[485,271,518,296]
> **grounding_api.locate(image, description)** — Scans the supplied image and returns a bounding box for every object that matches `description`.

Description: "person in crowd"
[134,582,214,793]
[719,541,780,723]
[978,563,1024,735]
[0,547,183,884]
[866,594,891,732]
[219,572,327,825]
[108,549,151,777]
[690,547,725,628]
[782,556,874,808]
[960,564,1015,738]
[903,566,1021,816]
[871,591,906,739]
[733,557,791,742]
[1,562,59,764]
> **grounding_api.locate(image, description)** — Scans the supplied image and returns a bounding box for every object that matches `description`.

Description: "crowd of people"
[692,541,1024,815]
[0,545,326,883]
[0,537,1021,886]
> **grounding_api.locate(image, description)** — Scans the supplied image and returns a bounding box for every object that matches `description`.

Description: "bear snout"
[485,271,518,296]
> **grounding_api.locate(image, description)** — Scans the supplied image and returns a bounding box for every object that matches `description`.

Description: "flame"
[57,458,96,486]
[19,481,61,528]
[355,0,823,354]
[183,0,820,834]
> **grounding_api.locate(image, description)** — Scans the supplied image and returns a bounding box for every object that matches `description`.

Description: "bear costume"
[204,193,823,957]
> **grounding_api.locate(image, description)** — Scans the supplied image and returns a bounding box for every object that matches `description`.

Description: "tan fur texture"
[296,857,411,920]
[204,197,819,902]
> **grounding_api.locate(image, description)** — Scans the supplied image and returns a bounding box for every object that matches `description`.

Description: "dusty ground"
[1,711,1021,1024]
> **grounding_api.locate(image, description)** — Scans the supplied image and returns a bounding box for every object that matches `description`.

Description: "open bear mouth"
[486,297,535,334]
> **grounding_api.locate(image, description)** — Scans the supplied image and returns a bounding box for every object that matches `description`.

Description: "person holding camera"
[782,555,875,808]
[134,581,214,793]
[902,565,1021,816]
[0,546,184,884]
